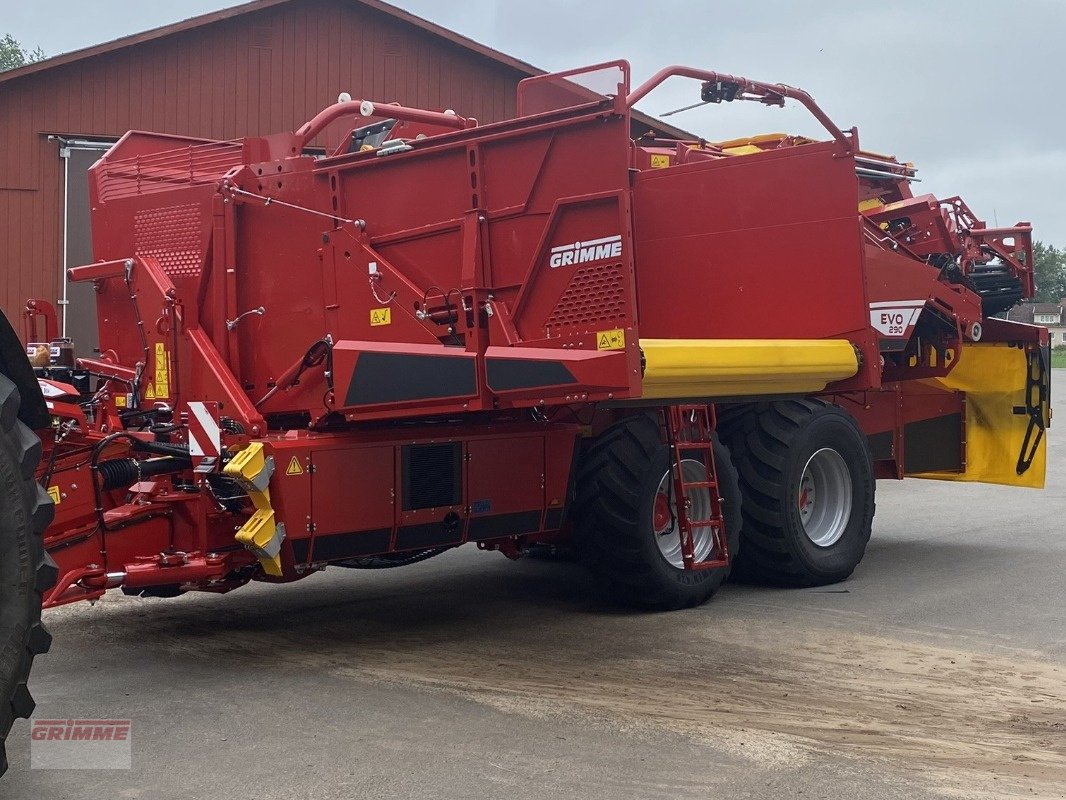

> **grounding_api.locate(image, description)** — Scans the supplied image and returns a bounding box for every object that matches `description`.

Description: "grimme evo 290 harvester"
[0,61,1051,771]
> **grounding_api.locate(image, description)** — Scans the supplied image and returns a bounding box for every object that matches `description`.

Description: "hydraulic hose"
[337,548,448,569]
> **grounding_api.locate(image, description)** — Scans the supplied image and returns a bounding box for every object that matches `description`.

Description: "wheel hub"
[652,459,716,568]
[797,447,853,547]
[653,492,673,533]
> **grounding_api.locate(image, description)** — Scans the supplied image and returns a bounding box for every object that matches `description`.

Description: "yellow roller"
[639,338,860,399]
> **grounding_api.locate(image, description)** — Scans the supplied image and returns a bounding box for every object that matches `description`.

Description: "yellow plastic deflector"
[223,442,286,576]
[640,339,859,399]
[914,342,1047,489]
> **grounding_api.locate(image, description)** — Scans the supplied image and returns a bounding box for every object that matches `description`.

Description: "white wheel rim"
[797,447,852,547]
[652,459,715,568]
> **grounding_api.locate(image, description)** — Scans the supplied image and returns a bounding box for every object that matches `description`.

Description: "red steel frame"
[22,299,58,345]
[30,59,1046,607]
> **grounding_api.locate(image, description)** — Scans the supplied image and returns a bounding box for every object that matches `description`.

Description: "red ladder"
[663,405,730,571]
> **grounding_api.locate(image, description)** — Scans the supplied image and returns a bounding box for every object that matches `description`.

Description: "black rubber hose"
[96,456,191,491]
[336,548,448,569]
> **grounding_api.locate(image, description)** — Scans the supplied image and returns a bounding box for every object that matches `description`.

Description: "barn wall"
[0,0,524,323]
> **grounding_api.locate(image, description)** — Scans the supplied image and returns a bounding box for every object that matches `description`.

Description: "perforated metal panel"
[133,204,205,278]
[545,262,627,333]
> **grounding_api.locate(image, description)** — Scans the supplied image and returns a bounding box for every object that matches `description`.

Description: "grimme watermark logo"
[30,719,132,769]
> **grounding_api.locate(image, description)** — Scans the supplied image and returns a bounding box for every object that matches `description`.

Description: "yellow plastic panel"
[639,339,859,399]
[711,132,792,149]
[234,509,284,577]
[224,442,285,572]
[915,343,1047,488]
[721,145,764,156]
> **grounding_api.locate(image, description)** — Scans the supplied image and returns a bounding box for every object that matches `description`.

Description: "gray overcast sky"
[6,0,1064,245]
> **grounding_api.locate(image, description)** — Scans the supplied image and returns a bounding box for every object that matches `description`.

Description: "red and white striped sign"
[187,401,221,458]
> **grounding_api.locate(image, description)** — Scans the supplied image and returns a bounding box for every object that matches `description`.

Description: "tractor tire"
[0,374,56,777]
[719,399,874,587]
[574,414,741,611]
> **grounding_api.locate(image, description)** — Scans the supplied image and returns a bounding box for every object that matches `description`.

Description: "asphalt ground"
[4,371,1064,799]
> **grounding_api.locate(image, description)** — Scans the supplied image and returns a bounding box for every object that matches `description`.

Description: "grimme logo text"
[31,720,131,741]
[549,234,622,268]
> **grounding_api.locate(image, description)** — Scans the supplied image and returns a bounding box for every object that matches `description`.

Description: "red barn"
[0,0,679,352]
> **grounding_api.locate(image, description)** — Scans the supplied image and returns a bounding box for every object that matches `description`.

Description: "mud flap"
[914,342,1049,488]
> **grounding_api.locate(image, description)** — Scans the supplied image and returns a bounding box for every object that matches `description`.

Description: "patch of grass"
[1052,349,1066,369]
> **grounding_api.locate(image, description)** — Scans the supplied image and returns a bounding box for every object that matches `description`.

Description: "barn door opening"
[58,139,113,356]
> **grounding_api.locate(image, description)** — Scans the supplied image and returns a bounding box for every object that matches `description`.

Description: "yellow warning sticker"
[145,385,156,400]
[370,307,392,326]
[596,329,626,351]
[47,486,61,505]
[286,456,305,476]
[115,395,127,408]
[649,154,671,169]
[154,342,170,399]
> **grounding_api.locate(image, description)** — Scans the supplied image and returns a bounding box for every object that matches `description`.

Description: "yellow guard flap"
[915,342,1048,489]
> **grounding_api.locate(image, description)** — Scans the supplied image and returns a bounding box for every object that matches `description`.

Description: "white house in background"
[1007,301,1066,346]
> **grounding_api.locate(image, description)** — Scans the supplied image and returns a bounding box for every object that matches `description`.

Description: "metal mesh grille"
[134,204,205,278]
[402,443,462,511]
[545,262,627,333]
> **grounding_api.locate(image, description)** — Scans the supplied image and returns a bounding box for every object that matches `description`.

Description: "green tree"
[0,34,45,72]
[1032,241,1066,304]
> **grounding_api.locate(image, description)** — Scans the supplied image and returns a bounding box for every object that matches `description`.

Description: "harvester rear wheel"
[719,399,874,586]
[574,414,741,610]
[0,374,56,776]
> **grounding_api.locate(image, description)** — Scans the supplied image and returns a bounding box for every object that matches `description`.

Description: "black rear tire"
[574,414,741,610]
[719,399,874,586]
[0,375,56,777]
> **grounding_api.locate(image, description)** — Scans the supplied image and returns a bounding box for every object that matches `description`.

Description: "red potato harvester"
[0,61,1050,773]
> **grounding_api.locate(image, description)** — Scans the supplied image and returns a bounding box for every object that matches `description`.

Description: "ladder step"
[664,404,729,572]
[690,558,729,571]
[680,480,717,490]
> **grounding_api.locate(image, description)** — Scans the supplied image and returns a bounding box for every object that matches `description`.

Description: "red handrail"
[295,100,475,149]
[627,66,853,153]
